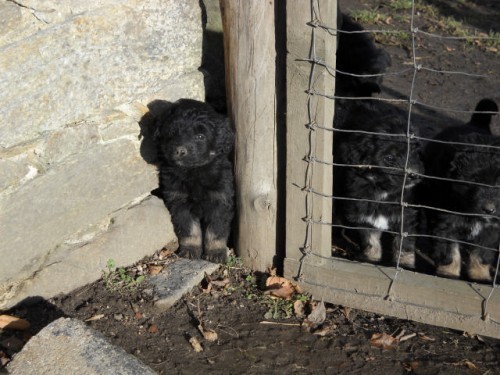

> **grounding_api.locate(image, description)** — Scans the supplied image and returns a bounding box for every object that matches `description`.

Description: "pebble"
[114,313,124,321]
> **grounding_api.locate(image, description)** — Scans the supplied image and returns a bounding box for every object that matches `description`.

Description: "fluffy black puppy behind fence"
[154,99,235,263]
[333,101,423,269]
[334,12,392,128]
[422,100,500,282]
[332,12,423,268]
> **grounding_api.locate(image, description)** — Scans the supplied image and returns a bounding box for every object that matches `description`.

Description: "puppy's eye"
[194,134,205,141]
[384,155,396,164]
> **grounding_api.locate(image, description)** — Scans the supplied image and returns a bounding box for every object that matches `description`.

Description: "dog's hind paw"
[203,248,228,264]
[177,245,203,259]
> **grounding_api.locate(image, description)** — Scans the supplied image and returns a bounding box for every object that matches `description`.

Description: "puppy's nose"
[175,146,188,158]
[481,202,496,214]
[407,171,420,180]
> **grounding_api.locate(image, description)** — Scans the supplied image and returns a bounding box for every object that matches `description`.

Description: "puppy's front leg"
[202,199,232,263]
[169,207,203,259]
[433,240,461,279]
[359,229,383,263]
[177,220,203,259]
[391,235,416,269]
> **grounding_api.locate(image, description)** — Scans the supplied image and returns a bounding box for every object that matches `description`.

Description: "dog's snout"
[175,146,188,158]
[481,202,496,215]
[407,172,418,180]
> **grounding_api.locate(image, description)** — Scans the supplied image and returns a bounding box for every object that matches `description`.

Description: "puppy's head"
[449,148,500,220]
[338,105,423,195]
[154,99,234,168]
[361,135,423,193]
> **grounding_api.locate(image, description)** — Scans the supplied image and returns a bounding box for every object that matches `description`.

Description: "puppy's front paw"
[177,245,202,259]
[360,245,382,263]
[203,248,228,264]
[393,250,416,269]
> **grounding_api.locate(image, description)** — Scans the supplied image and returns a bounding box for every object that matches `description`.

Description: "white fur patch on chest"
[468,222,483,238]
[362,215,389,230]
[377,192,389,201]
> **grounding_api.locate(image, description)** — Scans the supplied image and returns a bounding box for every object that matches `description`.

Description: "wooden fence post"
[220,0,277,271]
[285,1,336,266]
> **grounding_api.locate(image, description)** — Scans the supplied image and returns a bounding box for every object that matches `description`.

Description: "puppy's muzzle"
[481,201,496,215]
[174,146,188,158]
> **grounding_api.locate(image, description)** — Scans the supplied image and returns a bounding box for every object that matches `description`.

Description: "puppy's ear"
[449,151,471,175]
[215,118,235,155]
[153,104,177,141]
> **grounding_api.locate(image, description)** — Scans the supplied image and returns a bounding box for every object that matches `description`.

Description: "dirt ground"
[2,0,499,374]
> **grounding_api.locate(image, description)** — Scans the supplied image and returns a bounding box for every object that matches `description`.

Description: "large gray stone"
[9,196,175,308]
[7,317,156,375]
[0,0,203,148]
[0,0,205,310]
[0,140,159,308]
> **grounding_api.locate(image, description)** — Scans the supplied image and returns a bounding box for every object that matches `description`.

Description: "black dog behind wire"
[422,99,499,282]
[333,101,423,269]
[334,12,392,127]
[154,99,234,263]
[336,12,392,98]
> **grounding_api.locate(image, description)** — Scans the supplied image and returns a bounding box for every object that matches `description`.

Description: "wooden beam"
[220,0,277,271]
[285,257,500,339]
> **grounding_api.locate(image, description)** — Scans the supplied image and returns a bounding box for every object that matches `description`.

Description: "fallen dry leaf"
[189,336,203,352]
[312,323,335,337]
[148,324,158,334]
[265,275,302,300]
[293,300,305,319]
[340,306,351,320]
[303,300,327,329]
[402,361,420,372]
[85,314,105,322]
[0,315,30,330]
[370,332,399,350]
[463,360,478,371]
[418,332,435,342]
[210,278,230,288]
[399,333,417,342]
[198,322,218,342]
[134,312,143,320]
[148,265,164,275]
[159,248,175,259]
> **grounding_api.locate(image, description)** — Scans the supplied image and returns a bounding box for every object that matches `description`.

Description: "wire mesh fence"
[287,0,500,336]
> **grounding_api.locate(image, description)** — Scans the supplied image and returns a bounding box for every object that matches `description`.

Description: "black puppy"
[334,102,423,269]
[154,99,234,263]
[334,13,392,127]
[423,101,499,282]
[336,12,392,98]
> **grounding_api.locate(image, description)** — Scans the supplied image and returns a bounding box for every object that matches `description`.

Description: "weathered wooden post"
[220,0,277,270]
[285,1,336,273]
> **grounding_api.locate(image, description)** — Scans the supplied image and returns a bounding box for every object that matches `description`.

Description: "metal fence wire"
[297,0,499,325]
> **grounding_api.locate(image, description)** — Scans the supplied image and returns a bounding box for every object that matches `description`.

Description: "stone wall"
[0,0,206,309]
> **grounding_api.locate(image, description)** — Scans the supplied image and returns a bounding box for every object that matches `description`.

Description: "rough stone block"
[9,196,174,308]
[0,140,159,307]
[0,0,203,148]
[150,258,220,311]
[7,317,156,375]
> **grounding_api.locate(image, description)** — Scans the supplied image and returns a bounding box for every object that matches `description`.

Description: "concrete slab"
[150,258,220,311]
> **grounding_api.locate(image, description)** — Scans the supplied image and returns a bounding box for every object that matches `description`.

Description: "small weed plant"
[102,259,145,293]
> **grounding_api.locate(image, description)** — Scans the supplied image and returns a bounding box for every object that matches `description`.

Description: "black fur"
[336,13,392,98]
[155,99,234,263]
[423,102,500,282]
[334,102,423,268]
[334,13,392,128]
